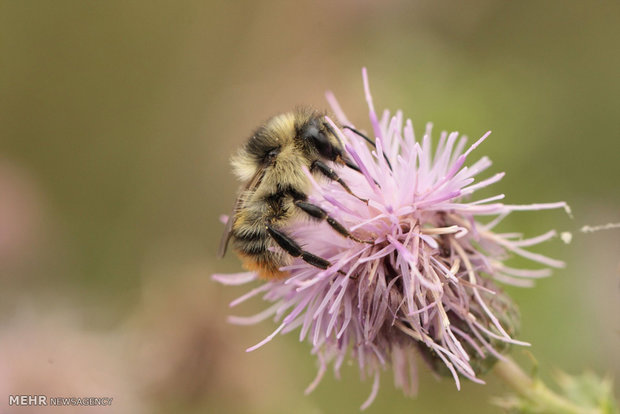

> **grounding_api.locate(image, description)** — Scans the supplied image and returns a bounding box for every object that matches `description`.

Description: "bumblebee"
[218,108,370,279]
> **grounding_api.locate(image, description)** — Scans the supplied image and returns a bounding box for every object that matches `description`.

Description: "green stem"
[493,357,598,414]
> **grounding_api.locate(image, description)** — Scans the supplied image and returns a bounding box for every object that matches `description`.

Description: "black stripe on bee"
[237,239,268,255]
[233,227,265,242]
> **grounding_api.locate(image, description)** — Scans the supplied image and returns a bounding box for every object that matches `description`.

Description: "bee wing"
[217,210,236,258]
[217,167,265,258]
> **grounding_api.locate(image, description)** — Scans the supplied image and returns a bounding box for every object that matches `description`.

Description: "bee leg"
[265,223,346,275]
[339,156,362,174]
[294,200,373,244]
[337,154,382,188]
[342,126,393,171]
[311,160,368,204]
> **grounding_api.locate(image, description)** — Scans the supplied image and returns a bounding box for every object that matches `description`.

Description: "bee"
[218,108,371,279]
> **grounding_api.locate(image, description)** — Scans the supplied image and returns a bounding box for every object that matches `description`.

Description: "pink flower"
[213,68,568,409]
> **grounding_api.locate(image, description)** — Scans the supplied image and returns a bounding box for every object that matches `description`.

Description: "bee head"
[298,112,345,164]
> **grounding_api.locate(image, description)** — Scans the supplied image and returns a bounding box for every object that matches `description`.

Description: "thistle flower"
[213,68,568,409]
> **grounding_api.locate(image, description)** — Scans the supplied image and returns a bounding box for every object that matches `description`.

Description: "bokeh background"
[1,1,619,413]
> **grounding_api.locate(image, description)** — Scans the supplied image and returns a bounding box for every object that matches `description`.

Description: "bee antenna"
[342,126,393,171]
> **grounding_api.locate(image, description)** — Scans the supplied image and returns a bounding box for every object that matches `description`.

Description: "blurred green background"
[1,1,619,413]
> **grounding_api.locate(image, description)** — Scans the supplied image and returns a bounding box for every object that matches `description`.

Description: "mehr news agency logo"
[8,395,113,407]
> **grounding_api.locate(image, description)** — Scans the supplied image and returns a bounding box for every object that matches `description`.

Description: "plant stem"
[493,357,597,414]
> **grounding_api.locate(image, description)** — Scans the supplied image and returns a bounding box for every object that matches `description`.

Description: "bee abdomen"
[235,238,268,255]
[233,226,264,242]
[231,225,268,253]
[231,226,288,279]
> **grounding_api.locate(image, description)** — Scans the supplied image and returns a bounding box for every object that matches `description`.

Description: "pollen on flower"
[213,68,568,409]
